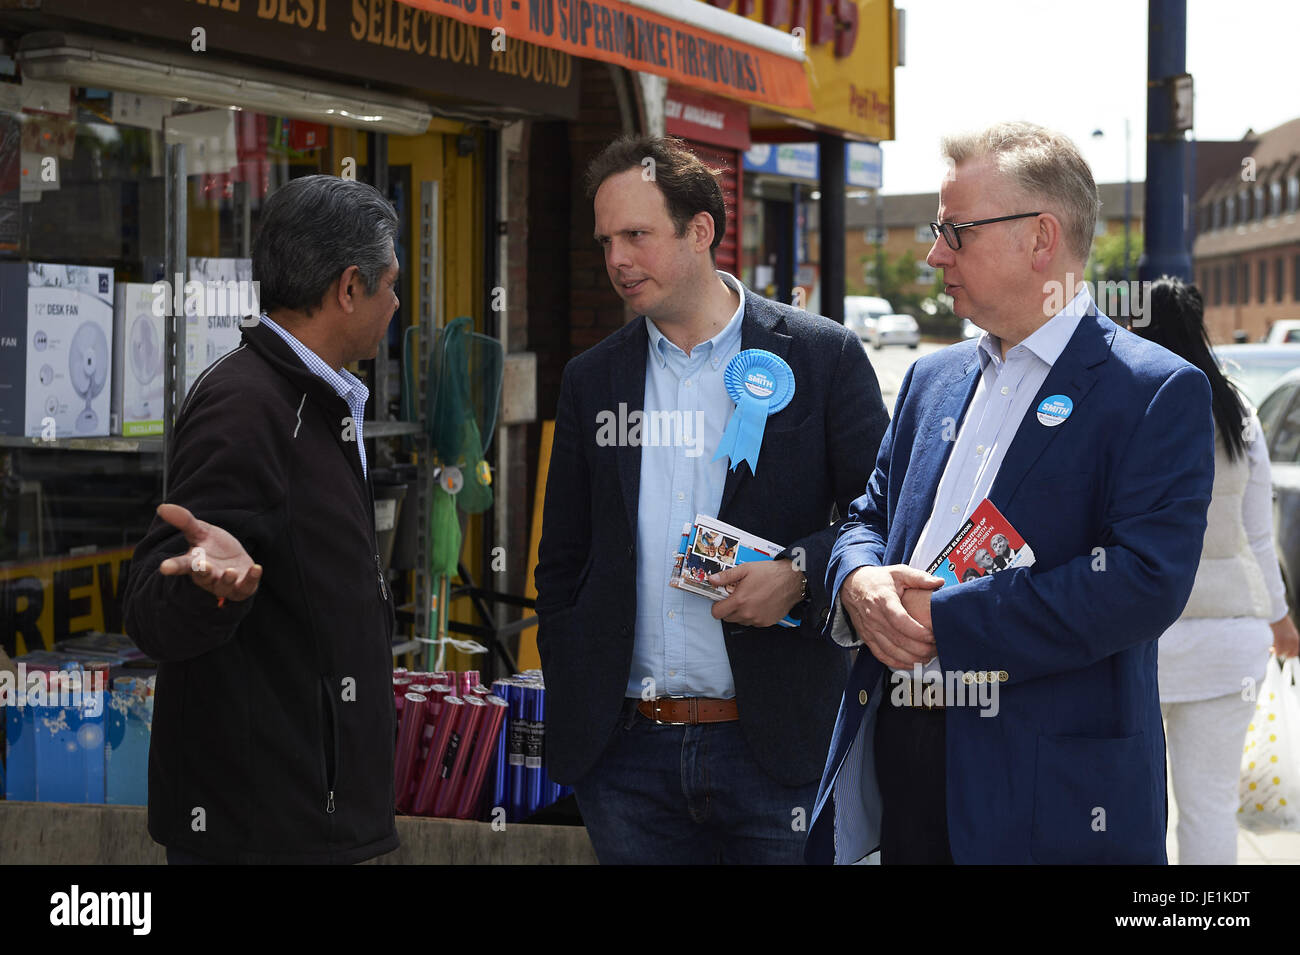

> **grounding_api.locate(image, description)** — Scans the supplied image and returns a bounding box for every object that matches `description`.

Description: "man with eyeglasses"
[805,122,1215,864]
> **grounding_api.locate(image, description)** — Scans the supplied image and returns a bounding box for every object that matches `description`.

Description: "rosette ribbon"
[712,348,795,475]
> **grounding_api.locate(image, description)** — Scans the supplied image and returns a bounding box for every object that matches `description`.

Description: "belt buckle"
[650,695,694,725]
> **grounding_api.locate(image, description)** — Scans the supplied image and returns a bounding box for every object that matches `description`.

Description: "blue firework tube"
[524,684,545,816]
[507,681,527,821]
[491,680,513,811]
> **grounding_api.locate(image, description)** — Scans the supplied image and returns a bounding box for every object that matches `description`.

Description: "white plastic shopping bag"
[1238,656,1300,833]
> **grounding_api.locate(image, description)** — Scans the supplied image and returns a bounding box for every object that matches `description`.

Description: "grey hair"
[941,122,1100,263]
[252,175,398,315]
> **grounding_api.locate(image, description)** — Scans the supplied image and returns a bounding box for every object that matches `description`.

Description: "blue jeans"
[573,700,816,864]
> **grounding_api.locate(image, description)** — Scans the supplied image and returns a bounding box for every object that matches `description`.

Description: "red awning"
[393,0,812,110]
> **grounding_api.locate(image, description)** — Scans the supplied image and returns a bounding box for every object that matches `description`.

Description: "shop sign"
[1,548,132,656]
[396,0,812,109]
[722,0,894,140]
[664,85,751,151]
[36,0,580,120]
[744,139,882,188]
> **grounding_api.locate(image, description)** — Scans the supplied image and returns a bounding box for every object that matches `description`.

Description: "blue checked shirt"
[626,271,746,700]
[259,314,370,478]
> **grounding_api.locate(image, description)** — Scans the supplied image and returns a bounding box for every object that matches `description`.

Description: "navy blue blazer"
[806,312,1215,864]
[534,289,889,786]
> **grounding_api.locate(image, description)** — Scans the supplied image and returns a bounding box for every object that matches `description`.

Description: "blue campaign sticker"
[1036,394,1073,427]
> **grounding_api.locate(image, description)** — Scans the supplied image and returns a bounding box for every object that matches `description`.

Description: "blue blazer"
[806,312,1215,864]
[534,290,889,787]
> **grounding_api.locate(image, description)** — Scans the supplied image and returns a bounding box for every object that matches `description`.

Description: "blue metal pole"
[1141,0,1192,282]
[1144,0,1190,281]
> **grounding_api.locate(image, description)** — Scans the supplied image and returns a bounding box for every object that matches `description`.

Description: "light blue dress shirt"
[831,286,1094,863]
[259,314,370,478]
[626,271,746,700]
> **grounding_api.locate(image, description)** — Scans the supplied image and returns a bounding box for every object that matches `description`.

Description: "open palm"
[155,502,262,601]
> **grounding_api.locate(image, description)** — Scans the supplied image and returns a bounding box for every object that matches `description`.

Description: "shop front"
[0,0,585,841]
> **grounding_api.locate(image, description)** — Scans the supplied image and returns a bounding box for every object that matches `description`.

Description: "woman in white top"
[1134,277,1300,864]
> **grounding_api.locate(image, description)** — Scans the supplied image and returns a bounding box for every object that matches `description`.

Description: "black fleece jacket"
[122,320,398,864]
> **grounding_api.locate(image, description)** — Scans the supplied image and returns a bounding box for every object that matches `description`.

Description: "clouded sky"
[880,0,1298,195]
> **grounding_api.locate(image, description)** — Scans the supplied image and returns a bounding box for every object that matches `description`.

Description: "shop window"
[1214,265,1222,306]
[1294,255,1300,302]
[1259,260,1267,304]
[1228,263,1238,304]
[0,86,390,656]
[1277,258,1286,304]
[1242,263,1251,304]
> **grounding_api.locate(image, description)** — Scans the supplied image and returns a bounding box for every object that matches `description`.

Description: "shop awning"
[393,0,812,110]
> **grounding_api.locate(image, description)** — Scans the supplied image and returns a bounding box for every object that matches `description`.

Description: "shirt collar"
[644,270,746,369]
[259,313,369,404]
[977,285,1093,370]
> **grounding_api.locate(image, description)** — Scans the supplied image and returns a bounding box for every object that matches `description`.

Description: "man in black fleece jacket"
[122,175,401,864]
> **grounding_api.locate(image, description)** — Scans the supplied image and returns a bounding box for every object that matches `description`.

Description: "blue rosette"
[712,349,795,474]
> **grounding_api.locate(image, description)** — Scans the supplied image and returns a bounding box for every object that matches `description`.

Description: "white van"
[844,296,894,342]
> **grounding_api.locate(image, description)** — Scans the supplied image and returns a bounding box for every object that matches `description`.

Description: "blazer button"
[962,672,974,685]
[998,670,1009,682]
[858,689,869,706]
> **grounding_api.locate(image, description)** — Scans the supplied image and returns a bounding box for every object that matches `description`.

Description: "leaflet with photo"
[669,513,800,628]
[926,498,1035,585]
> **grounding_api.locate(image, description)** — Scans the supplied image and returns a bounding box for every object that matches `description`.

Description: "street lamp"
[1092,120,1133,283]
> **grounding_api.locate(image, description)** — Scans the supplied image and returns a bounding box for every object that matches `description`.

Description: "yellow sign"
[711,0,896,141]
[0,549,133,656]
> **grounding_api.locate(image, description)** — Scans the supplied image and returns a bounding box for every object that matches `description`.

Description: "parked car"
[844,295,893,342]
[868,313,920,350]
[1265,320,1300,344]
[1214,344,1300,408]
[1252,368,1300,625]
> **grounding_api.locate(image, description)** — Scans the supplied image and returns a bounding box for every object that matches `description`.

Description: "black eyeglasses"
[929,212,1042,251]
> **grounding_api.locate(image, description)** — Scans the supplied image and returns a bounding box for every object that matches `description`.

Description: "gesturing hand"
[841,564,942,669]
[709,559,804,628]
[155,503,262,603]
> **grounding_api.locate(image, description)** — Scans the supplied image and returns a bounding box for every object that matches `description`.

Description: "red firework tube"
[453,695,509,820]
[394,693,428,812]
[412,696,464,815]
[435,671,457,693]
[471,684,493,696]
[457,671,477,697]
[427,684,454,721]
[432,695,487,817]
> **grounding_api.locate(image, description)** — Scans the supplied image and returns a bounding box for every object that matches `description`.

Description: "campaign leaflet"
[926,498,1035,586]
[669,513,799,628]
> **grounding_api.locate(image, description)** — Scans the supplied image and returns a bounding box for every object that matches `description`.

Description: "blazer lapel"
[718,296,792,518]
[614,320,650,541]
[988,311,1114,507]
[897,351,981,563]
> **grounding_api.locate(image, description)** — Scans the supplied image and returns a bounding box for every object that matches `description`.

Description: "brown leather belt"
[637,697,739,725]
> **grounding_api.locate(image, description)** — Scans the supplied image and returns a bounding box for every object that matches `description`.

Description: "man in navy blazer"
[535,136,887,863]
[806,123,1214,865]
